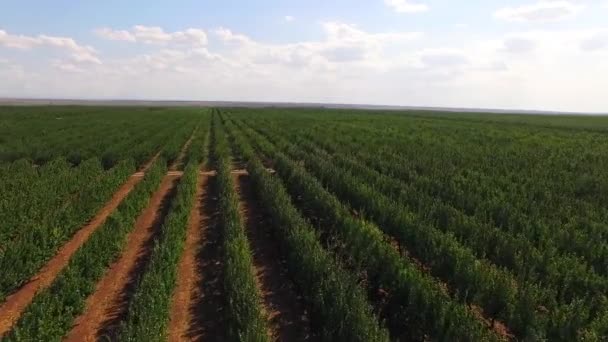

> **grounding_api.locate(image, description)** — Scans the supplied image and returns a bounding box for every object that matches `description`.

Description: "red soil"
[0,152,160,338]
[170,171,226,341]
[168,173,227,341]
[64,175,179,342]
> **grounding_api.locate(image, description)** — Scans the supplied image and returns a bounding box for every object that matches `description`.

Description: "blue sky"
[1,0,608,112]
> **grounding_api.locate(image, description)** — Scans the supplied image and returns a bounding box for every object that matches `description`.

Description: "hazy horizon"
[1,0,608,113]
[4,96,608,115]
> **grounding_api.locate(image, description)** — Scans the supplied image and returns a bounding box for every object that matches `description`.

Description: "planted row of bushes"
[0,106,203,166]
[303,118,608,277]
[232,117,542,337]
[6,159,167,341]
[224,115,390,342]
[214,117,269,341]
[291,122,608,301]
[0,158,135,302]
[118,119,210,341]
[119,161,200,341]
[226,116,500,341]
[184,118,211,167]
[241,117,608,340]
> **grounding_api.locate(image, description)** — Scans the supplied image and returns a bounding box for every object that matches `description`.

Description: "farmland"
[0,106,607,341]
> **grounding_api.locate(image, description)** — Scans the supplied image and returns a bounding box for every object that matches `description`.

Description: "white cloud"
[503,36,538,53]
[322,21,420,43]
[52,61,85,73]
[212,22,421,71]
[3,22,608,112]
[0,29,100,64]
[284,15,295,22]
[418,49,469,68]
[580,30,608,51]
[494,1,584,22]
[95,25,207,45]
[385,0,429,13]
[214,27,256,46]
[0,30,39,49]
[94,28,135,42]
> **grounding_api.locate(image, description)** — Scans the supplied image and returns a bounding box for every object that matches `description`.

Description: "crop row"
[212,116,269,341]
[230,114,603,340]
[223,115,392,341]
[223,115,501,341]
[241,114,608,339]
[288,128,608,293]
[0,107,203,166]
[246,116,608,306]
[118,121,210,341]
[0,158,134,302]
[247,113,608,340]
[284,114,608,277]
[0,111,210,303]
[5,158,167,341]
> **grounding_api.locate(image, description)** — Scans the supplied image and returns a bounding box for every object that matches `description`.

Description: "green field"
[0,106,607,341]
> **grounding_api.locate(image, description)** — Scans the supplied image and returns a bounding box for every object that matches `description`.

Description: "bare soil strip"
[234,174,311,341]
[167,169,275,177]
[0,152,160,337]
[168,173,227,341]
[170,132,197,171]
[64,175,180,342]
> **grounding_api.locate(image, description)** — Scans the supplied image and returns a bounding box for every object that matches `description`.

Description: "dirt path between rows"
[168,173,226,341]
[170,169,275,177]
[170,131,197,171]
[0,152,160,338]
[64,174,179,342]
[234,174,311,342]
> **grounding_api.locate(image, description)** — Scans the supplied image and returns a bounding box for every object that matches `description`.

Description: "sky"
[1,0,608,112]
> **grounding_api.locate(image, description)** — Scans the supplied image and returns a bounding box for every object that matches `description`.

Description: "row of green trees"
[119,122,210,341]
[224,116,500,341]
[0,111,207,304]
[0,158,134,302]
[213,117,269,341]
[225,115,391,341]
[246,112,608,340]
[0,107,202,166]
[235,115,538,336]
[5,159,167,341]
[297,119,608,279]
[232,113,607,340]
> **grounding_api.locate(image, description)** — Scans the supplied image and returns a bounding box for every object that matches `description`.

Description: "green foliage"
[5,159,167,341]
[2,105,608,341]
[225,107,608,341]
[226,117,390,342]
[231,120,498,340]
[119,161,200,341]
[214,117,269,342]
[118,122,210,341]
[0,108,211,304]
[0,158,135,302]
[0,106,205,167]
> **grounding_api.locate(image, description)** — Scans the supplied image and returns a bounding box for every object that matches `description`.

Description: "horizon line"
[0,97,606,116]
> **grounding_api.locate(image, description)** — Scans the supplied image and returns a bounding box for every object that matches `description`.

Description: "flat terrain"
[0,106,607,341]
